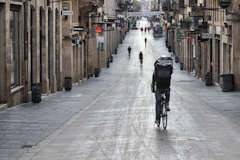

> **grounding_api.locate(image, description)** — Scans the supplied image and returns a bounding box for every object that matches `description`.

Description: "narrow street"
[1,20,240,160]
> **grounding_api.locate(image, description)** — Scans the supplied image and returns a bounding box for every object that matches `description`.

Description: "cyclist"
[151,56,173,124]
[128,46,132,58]
[139,51,143,64]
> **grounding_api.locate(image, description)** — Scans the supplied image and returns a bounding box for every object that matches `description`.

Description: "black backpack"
[155,64,172,88]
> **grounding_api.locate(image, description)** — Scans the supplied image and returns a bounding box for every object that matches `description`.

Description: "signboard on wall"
[96,26,103,33]
[61,10,73,16]
[201,33,214,39]
[72,26,84,31]
[97,36,104,43]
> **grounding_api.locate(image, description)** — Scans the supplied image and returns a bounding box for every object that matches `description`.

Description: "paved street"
[1,22,240,160]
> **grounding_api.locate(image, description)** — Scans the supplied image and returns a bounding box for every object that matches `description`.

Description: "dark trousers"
[155,88,170,121]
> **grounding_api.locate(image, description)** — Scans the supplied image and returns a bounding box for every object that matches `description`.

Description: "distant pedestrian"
[128,46,132,58]
[139,51,143,64]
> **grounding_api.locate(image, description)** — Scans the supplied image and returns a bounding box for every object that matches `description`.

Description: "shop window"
[10,9,20,88]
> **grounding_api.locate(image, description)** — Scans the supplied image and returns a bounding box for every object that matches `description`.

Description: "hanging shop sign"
[185,36,192,40]
[177,32,185,40]
[219,0,231,9]
[72,26,85,32]
[201,33,214,39]
[198,33,214,42]
[61,10,73,16]
[96,26,103,33]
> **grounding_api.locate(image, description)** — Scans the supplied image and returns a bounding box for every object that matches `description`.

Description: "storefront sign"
[185,36,192,40]
[177,32,185,40]
[72,26,84,31]
[201,33,214,39]
[61,10,73,16]
[96,26,103,33]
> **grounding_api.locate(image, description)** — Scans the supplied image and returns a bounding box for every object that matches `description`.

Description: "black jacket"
[139,53,143,60]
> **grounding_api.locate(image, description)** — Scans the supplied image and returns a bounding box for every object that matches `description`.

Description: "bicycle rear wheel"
[162,107,168,130]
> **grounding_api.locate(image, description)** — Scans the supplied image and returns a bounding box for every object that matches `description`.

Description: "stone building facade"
[0,0,125,108]
[0,0,63,107]
[164,0,240,90]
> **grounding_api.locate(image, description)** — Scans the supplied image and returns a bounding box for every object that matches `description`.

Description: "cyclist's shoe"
[166,102,170,111]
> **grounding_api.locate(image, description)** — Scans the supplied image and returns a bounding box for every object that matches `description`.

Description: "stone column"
[102,24,108,68]
[41,8,49,94]
[232,0,240,90]
[73,45,76,82]
[0,0,10,104]
[79,41,83,80]
[55,9,63,91]
[88,15,95,76]
[77,43,81,81]
[48,8,57,93]
[32,2,40,84]
[62,2,73,81]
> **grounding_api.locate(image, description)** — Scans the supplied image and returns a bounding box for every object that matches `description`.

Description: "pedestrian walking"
[139,51,143,65]
[128,46,132,58]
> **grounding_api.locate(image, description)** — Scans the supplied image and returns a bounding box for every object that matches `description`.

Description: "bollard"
[107,58,110,68]
[64,77,72,91]
[205,72,212,86]
[110,55,113,63]
[32,83,42,103]
[180,63,184,70]
[175,57,179,63]
[94,68,100,77]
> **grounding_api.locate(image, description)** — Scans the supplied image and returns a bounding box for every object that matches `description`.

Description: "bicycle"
[156,89,168,130]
